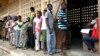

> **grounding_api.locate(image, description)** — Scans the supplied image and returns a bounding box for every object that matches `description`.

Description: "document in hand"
[81,29,91,34]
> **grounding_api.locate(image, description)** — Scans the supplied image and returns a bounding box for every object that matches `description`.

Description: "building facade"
[0,0,60,20]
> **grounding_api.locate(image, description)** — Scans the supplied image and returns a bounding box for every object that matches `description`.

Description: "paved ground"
[0,40,99,56]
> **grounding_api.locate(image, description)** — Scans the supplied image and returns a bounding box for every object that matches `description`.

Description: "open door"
[67,0,98,51]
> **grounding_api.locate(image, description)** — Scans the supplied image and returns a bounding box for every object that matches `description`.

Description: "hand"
[33,31,35,34]
[49,29,53,34]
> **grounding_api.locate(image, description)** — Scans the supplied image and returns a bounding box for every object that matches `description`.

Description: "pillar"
[98,0,100,55]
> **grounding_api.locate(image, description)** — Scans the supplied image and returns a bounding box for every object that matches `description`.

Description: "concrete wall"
[0,0,60,20]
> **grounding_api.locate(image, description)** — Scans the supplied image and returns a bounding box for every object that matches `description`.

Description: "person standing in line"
[27,7,36,49]
[9,16,15,46]
[6,16,11,41]
[30,7,36,21]
[12,16,18,46]
[20,18,28,50]
[13,16,23,48]
[45,4,56,55]
[33,11,43,52]
[40,9,47,54]
[2,16,7,41]
[57,2,68,56]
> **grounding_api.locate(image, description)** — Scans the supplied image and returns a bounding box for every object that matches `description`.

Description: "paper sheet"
[81,29,91,34]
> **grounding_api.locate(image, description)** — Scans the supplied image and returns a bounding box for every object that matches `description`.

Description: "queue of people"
[0,2,69,56]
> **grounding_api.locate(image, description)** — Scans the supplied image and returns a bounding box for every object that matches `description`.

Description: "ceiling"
[0,0,9,9]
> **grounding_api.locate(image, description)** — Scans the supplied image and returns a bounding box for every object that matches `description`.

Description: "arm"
[45,12,51,31]
[33,22,36,34]
[33,18,36,34]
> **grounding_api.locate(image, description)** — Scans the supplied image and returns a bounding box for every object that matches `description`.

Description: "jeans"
[46,29,56,54]
[15,30,20,48]
[83,35,95,50]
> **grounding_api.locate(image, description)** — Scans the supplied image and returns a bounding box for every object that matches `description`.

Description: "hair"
[93,12,98,19]
[47,4,52,7]
[61,1,67,6]
[3,16,7,22]
[30,7,35,12]
[44,8,47,12]
[7,15,12,20]
[37,11,42,16]
[18,15,21,19]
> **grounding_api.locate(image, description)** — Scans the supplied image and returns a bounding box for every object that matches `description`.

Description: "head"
[43,9,47,16]
[37,11,42,18]
[3,16,7,22]
[93,12,98,20]
[7,15,12,21]
[61,2,67,10]
[47,4,53,11]
[18,15,22,22]
[30,7,35,12]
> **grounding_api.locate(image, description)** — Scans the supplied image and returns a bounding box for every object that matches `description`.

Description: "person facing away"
[33,11,43,51]
[45,4,56,55]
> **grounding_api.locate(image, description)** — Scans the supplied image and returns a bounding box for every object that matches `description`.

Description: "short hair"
[44,8,47,12]
[61,1,67,6]
[47,4,52,7]
[18,15,21,19]
[7,15,12,20]
[37,11,42,16]
[93,12,98,19]
[30,7,35,12]
[3,16,7,21]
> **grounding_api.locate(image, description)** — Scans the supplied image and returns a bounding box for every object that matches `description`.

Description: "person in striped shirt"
[57,2,68,56]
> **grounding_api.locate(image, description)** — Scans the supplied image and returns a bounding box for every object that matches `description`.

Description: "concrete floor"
[0,40,99,56]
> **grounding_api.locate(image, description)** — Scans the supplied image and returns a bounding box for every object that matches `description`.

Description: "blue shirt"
[57,10,68,29]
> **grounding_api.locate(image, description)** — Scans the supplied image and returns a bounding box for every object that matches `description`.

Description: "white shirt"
[45,9,54,29]
[14,21,23,30]
[91,19,96,25]
[33,17,42,32]
[41,15,47,30]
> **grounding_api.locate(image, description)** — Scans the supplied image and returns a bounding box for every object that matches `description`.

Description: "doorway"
[67,0,98,50]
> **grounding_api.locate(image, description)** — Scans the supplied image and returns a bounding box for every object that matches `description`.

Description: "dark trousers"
[83,35,96,50]
[26,27,35,49]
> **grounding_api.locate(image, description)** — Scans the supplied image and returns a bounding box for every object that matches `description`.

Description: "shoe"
[35,50,39,52]
[43,51,47,54]
[92,49,97,52]
[49,52,54,55]
[61,52,66,56]
[22,47,27,50]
